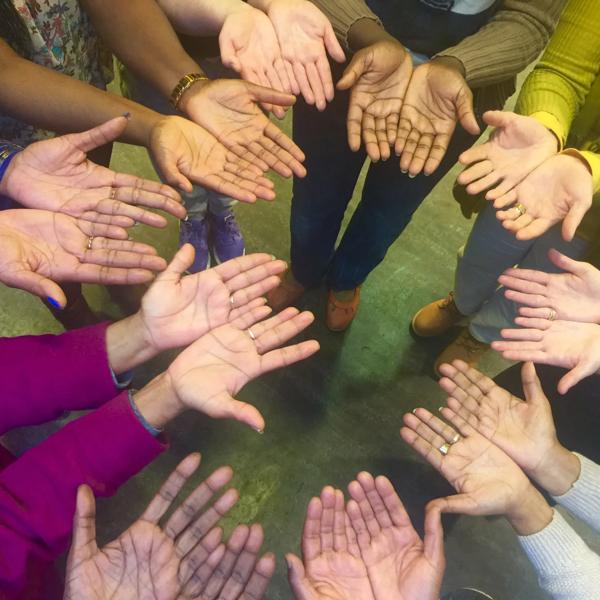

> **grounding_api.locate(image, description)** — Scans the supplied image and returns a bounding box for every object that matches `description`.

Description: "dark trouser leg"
[327,126,477,291]
[290,78,366,288]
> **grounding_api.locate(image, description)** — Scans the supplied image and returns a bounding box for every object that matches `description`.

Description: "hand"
[219,4,291,118]
[0,209,165,308]
[336,40,412,162]
[65,453,275,599]
[286,486,375,600]
[1,117,186,231]
[346,473,445,600]
[493,153,594,242]
[457,111,558,200]
[493,318,600,394]
[437,360,580,496]
[138,244,287,352]
[499,249,600,324]
[396,60,480,177]
[180,79,306,179]
[266,0,346,110]
[149,115,277,201]
[167,307,320,432]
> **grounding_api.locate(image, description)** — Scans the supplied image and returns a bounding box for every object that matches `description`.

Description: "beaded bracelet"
[170,73,209,109]
[0,142,23,186]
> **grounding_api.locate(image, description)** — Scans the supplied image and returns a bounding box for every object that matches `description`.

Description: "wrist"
[506,485,554,536]
[431,55,466,79]
[0,143,23,197]
[106,312,159,374]
[529,446,581,497]
[175,75,211,115]
[132,371,184,430]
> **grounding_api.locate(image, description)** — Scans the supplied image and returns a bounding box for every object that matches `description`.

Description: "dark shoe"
[434,328,489,377]
[412,292,464,337]
[326,287,361,332]
[441,588,496,600]
[179,217,210,273]
[266,270,306,313]
[209,209,245,264]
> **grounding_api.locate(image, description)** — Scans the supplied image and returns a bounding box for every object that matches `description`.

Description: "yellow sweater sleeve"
[516,0,600,146]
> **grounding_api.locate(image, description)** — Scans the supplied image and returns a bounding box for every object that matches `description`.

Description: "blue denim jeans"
[455,202,589,343]
[290,64,477,291]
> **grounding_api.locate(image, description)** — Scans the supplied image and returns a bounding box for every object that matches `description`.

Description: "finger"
[347,477,380,536]
[400,425,444,472]
[229,305,273,331]
[486,177,519,202]
[456,89,480,135]
[562,202,589,242]
[242,552,275,599]
[446,396,480,428]
[302,497,322,560]
[346,498,371,551]
[293,62,315,106]
[558,364,590,395]
[409,132,434,177]
[344,511,361,558]
[362,113,381,162]
[175,488,240,557]
[319,486,336,551]
[254,309,315,353]
[259,340,321,373]
[68,116,128,153]
[179,527,224,586]
[246,82,296,108]
[76,219,128,240]
[200,391,266,433]
[224,257,287,292]
[453,360,496,398]
[264,122,306,175]
[284,60,300,95]
[375,475,412,530]
[395,117,411,156]
[458,143,490,167]
[60,264,156,285]
[466,172,503,198]
[428,494,480,516]
[375,117,391,161]
[229,297,268,323]
[182,542,227,597]
[437,375,473,408]
[336,54,364,91]
[229,276,282,311]
[424,133,451,176]
[520,362,547,408]
[324,23,346,63]
[493,347,548,364]
[83,247,167,272]
[333,489,347,552]
[402,411,450,452]
[346,99,364,153]
[273,56,293,94]
[164,466,233,537]
[438,406,478,438]
[306,61,327,111]
[548,248,590,276]
[498,273,547,296]
[316,54,335,103]
[79,211,136,229]
[154,243,195,285]
[500,266,550,286]
[141,453,202,524]
[412,407,462,444]
[86,236,158,255]
[69,485,98,562]
[399,128,421,173]
[515,219,554,242]
[286,553,317,600]
[456,160,493,187]
[107,184,186,220]
[498,326,545,341]
[518,305,559,319]
[386,112,400,146]
[359,473,395,529]
[423,501,445,566]
[3,269,66,308]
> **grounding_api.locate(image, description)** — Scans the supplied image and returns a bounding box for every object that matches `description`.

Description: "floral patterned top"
[0,0,113,146]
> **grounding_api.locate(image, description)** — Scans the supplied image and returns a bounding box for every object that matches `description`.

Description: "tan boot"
[412,292,464,337]
[266,270,306,313]
[434,328,489,377]
[326,287,361,332]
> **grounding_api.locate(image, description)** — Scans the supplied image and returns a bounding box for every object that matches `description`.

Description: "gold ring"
[247,328,257,341]
[514,203,527,217]
[87,236,95,250]
[548,309,557,321]
[451,433,460,444]
[439,442,451,456]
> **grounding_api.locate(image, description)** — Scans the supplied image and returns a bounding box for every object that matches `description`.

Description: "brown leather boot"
[412,292,464,337]
[266,270,306,313]
[434,328,489,377]
[326,287,361,332]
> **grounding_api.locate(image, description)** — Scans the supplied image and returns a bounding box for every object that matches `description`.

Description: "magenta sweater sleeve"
[0,322,118,434]
[0,392,167,599]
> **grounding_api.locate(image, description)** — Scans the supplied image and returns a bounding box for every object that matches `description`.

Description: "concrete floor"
[3,96,600,599]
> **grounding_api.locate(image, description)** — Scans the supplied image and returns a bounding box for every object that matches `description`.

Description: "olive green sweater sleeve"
[436,0,566,88]
[309,0,382,50]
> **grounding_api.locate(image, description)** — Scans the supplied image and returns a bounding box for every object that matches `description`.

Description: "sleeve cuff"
[578,151,600,193]
[530,111,567,150]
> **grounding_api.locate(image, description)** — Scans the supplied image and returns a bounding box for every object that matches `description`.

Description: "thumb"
[428,494,478,516]
[246,82,296,108]
[482,110,514,130]
[336,52,367,90]
[558,362,594,395]
[561,201,589,242]
[456,88,480,135]
[203,391,266,434]
[521,362,548,408]
[5,269,66,309]
[218,34,242,73]
[286,553,317,600]
[547,248,589,277]
[155,243,194,283]
[68,116,129,154]
[68,485,98,563]
[152,149,193,193]
[323,24,346,63]
[423,502,446,568]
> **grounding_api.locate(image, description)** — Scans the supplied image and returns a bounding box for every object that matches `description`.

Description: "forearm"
[81,0,203,99]
[0,42,159,146]
[347,18,399,52]
[132,371,184,430]
[157,0,249,36]
[505,485,554,536]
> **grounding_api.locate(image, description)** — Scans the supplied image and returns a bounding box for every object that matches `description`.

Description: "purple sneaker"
[179,217,210,273]
[209,209,245,264]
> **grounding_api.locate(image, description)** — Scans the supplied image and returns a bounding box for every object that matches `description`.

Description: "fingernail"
[408,173,416,179]
[401,169,408,174]
[285,557,292,569]
[122,111,131,119]
[438,406,444,413]
[271,254,277,261]
[46,297,62,310]
[412,408,418,414]
[255,427,264,435]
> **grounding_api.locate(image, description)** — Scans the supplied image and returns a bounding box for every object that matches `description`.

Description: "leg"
[469,227,589,343]
[328,126,477,291]
[207,192,244,264]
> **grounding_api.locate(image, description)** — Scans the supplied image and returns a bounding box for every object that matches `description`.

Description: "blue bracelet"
[0,143,22,185]
[128,390,163,437]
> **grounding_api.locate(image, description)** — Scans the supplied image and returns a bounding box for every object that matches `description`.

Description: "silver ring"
[247,327,256,341]
[230,294,236,308]
[439,442,451,456]
[87,236,95,250]
[450,433,460,444]
[548,309,557,321]
[514,203,527,218]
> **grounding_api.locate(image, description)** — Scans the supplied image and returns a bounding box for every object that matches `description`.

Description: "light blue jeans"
[121,60,233,220]
[454,203,588,344]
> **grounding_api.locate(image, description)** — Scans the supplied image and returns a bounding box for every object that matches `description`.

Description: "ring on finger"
[86,236,95,250]
[548,309,557,321]
[450,433,461,444]
[439,442,451,456]
[247,327,257,341]
[514,203,527,218]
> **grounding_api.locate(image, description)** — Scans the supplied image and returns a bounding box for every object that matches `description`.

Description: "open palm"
[139,244,286,352]
[346,473,444,600]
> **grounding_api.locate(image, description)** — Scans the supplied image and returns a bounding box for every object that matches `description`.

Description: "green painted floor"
[3,99,600,599]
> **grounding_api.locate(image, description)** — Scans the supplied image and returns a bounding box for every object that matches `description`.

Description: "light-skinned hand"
[149,115,277,201]
[437,360,580,496]
[499,249,600,324]
[346,473,445,600]
[0,117,185,232]
[286,486,375,600]
[64,453,275,599]
[494,153,593,242]
[457,111,558,200]
[266,0,346,111]
[0,209,165,308]
[336,40,412,162]
[166,307,320,432]
[493,318,600,394]
[180,79,306,180]
[219,3,291,118]
[396,60,480,177]
[138,243,287,353]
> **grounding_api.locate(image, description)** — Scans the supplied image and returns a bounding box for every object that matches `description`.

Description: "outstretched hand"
[396,60,480,177]
[1,116,185,230]
[457,111,558,200]
[139,244,287,352]
[64,453,275,599]
[0,209,165,308]
[337,40,412,162]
